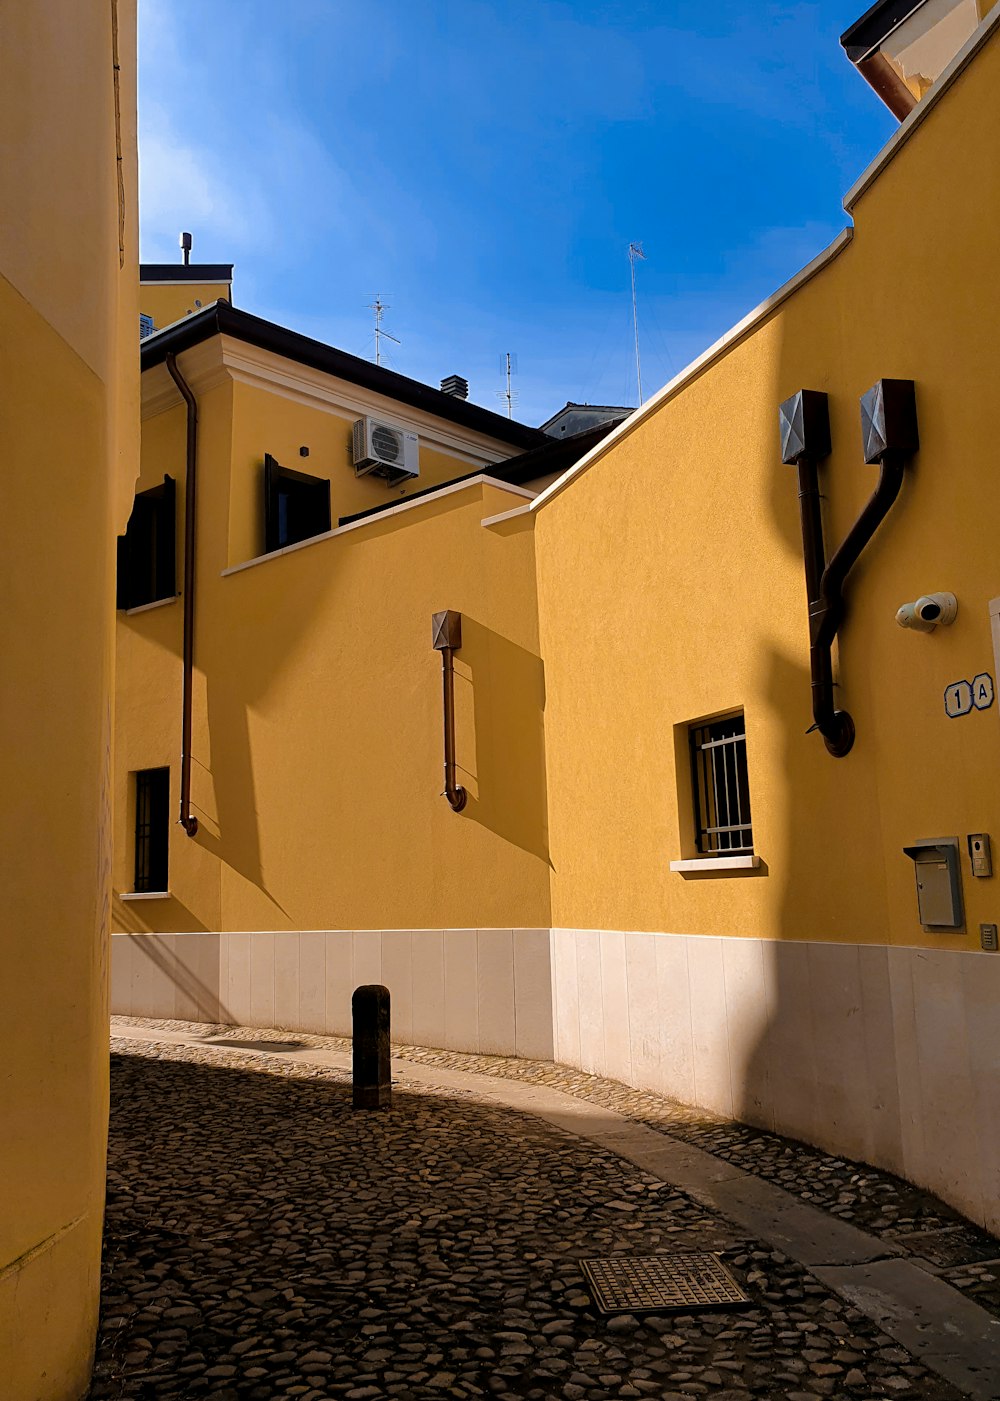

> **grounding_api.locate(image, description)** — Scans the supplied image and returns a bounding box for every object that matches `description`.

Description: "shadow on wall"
[737,300,949,1202]
[113,891,209,934]
[456,616,551,866]
[126,931,233,1024]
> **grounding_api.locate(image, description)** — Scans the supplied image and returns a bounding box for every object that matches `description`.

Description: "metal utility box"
[903,838,964,931]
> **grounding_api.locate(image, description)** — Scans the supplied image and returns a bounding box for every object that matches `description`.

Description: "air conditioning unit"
[352,417,419,485]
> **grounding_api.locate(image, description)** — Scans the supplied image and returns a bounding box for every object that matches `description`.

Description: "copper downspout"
[431,610,467,812]
[165,352,199,836]
[780,381,917,758]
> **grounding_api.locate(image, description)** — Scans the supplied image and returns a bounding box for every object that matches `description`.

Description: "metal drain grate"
[580,1252,751,1315]
[884,1226,1000,1270]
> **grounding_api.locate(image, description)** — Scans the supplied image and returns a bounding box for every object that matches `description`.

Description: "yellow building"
[1,4,138,1398]
[113,0,1000,1239]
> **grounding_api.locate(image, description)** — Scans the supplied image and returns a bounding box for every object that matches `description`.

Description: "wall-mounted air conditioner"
[352,417,419,485]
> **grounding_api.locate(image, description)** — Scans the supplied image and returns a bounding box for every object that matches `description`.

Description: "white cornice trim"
[528,227,854,515]
[141,338,229,420]
[218,338,523,468]
[141,329,533,472]
[220,475,537,577]
[844,3,1000,212]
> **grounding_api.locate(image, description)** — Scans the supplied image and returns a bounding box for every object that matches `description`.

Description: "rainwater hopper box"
[903,837,964,931]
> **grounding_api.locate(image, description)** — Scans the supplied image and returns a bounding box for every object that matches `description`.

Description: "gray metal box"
[903,838,964,931]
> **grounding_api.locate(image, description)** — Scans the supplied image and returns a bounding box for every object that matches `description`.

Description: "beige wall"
[0,3,138,1397]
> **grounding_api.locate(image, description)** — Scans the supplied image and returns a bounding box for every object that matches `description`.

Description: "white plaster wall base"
[110,928,553,1062]
[550,928,1000,1236]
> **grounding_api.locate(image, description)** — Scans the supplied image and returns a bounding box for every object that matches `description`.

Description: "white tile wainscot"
[111,927,999,1233]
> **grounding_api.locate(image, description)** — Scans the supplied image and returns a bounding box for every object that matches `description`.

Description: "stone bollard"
[352,984,391,1109]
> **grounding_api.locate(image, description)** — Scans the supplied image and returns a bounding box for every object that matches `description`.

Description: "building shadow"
[454,616,551,865]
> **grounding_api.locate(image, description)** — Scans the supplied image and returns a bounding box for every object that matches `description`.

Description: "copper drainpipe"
[780,381,917,758]
[431,610,467,812]
[165,351,199,836]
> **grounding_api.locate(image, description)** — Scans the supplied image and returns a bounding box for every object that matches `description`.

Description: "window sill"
[119,891,172,901]
[124,595,178,616]
[670,855,760,875]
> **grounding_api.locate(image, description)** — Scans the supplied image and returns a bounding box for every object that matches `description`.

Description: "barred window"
[690,713,753,855]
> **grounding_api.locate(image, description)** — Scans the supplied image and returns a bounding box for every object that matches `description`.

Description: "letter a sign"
[945,673,995,717]
[973,673,995,710]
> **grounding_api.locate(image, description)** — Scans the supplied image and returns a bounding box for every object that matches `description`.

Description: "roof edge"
[527,226,854,515]
[140,301,545,451]
[844,2,1000,210]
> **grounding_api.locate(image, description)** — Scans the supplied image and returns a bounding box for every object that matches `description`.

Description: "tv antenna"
[496,351,519,419]
[628,242,646,405]
[367,294,400,367]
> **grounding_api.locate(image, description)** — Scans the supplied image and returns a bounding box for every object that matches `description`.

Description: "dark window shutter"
[263,454,331,552]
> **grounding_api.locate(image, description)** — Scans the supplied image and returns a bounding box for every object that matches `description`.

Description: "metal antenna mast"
[368,294,400,367]
[628,242,646,405]
[497,352,519,419]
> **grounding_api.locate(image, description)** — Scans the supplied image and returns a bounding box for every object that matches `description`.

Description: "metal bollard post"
[352,984,391,1109]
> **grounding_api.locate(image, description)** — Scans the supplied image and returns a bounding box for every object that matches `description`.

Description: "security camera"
[896,592,958,633]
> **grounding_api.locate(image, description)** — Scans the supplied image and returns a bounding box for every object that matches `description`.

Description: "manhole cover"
[580,1252,751,1315]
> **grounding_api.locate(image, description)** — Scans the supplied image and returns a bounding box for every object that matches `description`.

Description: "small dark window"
[264,453,331,552]
[117,475,176,610]
[690,712,753,855]
[134,768,170,892]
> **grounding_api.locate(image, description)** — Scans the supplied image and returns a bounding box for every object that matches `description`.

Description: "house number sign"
[944,673,995,718]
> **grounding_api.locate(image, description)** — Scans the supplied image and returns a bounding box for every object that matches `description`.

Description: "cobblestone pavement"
[113,1016,1000,1321]
[92,1026,981,1401]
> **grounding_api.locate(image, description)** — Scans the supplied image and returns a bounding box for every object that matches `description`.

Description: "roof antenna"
[180,231,192,266]
[496,352,519,419]
[628,241,646,404]
[367,294,400,367]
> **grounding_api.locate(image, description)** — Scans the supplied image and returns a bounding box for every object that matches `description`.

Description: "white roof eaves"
[844,1,1000,211]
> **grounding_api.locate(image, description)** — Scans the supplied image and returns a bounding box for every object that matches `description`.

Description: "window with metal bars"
[134,768,169,892]
[690,713,753,855]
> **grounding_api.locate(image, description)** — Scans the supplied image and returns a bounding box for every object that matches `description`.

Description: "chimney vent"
[441,374,469,400]
[180,231,193,265]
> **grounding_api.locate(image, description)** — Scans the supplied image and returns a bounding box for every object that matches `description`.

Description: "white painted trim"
[481,503,533,529]
[669,854,761,873]
[220,475,537,577]
[124,595,178,617]
[119,891,171,901]
[528,229,854,514]
[844,4,1000,211]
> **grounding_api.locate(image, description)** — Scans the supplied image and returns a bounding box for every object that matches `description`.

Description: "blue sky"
[139,1,896,426]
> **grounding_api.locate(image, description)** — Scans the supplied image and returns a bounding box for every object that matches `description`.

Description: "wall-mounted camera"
[895,592,958,633]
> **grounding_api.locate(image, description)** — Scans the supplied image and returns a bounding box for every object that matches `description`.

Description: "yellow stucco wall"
[533,24,1000,952]
[140,280,230,332]
[115,370,550,934]
[0,3,138,1397]
[225,377,526,568]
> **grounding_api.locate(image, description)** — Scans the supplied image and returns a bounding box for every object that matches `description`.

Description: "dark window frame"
[117,474,176,610]
[134,767,170,893]
[263,453,331,553]
[690,712,754,856]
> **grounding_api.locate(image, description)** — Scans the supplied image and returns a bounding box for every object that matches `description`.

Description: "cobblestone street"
[90,1023,999,1401]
